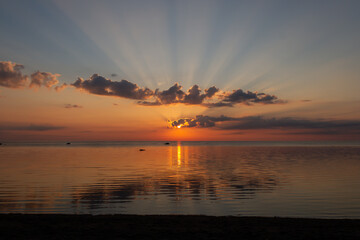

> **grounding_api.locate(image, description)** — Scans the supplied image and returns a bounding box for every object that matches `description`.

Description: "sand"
[1,214,360,239]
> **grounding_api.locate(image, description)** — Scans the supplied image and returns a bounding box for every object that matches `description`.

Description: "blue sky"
[1,0,359,98]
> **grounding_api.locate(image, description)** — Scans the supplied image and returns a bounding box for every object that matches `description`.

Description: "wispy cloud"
[0,124,66,131]
[64,104,83,109]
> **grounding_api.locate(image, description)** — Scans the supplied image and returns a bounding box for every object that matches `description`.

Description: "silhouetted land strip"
[1,214,360,239]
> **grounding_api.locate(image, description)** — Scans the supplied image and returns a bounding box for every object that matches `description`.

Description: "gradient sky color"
[1,0,360,141]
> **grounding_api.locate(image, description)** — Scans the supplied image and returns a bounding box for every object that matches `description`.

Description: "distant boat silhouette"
[66,142,71,145]
[164,142,170,145]
[139,149,146,151]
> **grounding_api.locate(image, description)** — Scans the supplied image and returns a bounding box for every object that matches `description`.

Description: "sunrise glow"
[0,0,359,142]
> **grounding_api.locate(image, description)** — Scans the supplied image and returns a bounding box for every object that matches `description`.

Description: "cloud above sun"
[0,61,284,108]
[72,74,284,107]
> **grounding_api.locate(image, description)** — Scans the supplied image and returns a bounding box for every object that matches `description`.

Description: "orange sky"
[1,85,360,141]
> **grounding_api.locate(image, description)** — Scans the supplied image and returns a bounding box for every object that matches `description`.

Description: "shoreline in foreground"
[1,214,360,239]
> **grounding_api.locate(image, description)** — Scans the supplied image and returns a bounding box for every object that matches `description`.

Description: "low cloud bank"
[168,115,360,135]
[0,124,66,131]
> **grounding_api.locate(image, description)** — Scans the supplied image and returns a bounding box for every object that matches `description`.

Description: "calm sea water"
[0,141,360,218]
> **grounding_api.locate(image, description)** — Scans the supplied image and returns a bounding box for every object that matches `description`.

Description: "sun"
[177,125,181,129]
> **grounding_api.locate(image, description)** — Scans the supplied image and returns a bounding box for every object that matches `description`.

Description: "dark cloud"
[72,74,154,100]
[146,84,220,105]
[0,124,66,131]
[30,71,60,88]
[0,61,28,88]
[182,85,219,105]
[221,89,284,105]
[168,115,360,135]
[64,104,82,109]
[0,60,285,108]
[204,86,219,98]
[183,85,204,104]
[154,83,185,104]
[134,83,280,107]
[111,73,118,77]
[168,115,235,128]
[224,89,257,102]
[70,75,281,107]
[202,102,234,108]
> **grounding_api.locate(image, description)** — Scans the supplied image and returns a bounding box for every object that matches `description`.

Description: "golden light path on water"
[177,143,182,167]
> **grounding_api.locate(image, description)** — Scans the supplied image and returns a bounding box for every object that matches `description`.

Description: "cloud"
[168,115,235,128]
[0,61,28,88]
[202,102,234,108]
[168,115,360,135]
[0,60,285,108]
[153,83,185,104]
[183,85,219,104]
[30,71,61,88]
[54,83,68,92]
[139,83,282,107]
[221,89,285,105]
[70,74,283,108]
[137,83,218,106]
[220,116,360,131]
[72,74,154,100]
[64,104,82,109]
[0,124,66,131]
[111,73,118,77]
[137,100,162,106]
[0,61,64,90]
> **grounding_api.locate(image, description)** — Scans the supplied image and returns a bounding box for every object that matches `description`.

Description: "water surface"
[0,141,360,218]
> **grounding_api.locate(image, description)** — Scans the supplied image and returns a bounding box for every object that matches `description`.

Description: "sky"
[1,0,360,141]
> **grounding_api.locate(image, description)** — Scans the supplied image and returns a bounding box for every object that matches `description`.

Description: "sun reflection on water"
[177,143,182,167]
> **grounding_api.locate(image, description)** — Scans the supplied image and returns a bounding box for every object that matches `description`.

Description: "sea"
[0,141,360,218]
